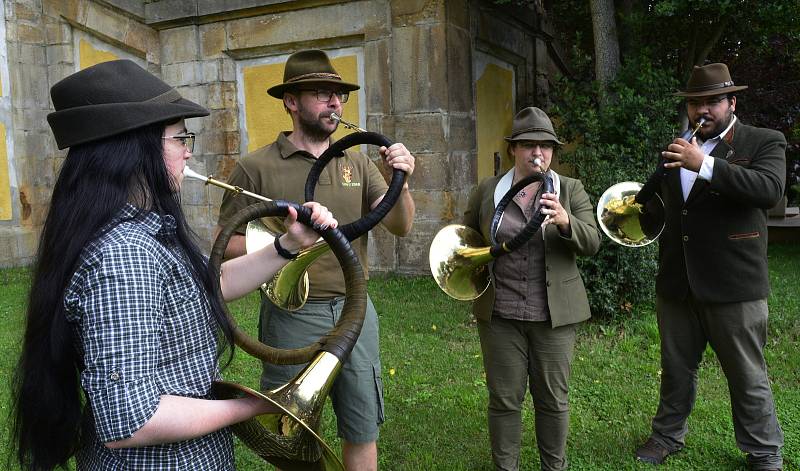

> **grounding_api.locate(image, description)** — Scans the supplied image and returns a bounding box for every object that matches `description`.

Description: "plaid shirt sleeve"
[75,239,166,443]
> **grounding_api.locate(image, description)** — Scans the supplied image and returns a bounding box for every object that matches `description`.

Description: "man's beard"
[297,103,337,142]
[698,108,733,140]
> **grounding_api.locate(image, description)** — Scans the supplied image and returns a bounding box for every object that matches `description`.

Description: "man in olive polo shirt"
[216,49,415,471]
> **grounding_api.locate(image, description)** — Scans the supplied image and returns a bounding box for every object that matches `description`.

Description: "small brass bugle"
[330,112,367,132]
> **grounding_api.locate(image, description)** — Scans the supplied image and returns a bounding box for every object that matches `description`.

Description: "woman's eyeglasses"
[162,132,196,152]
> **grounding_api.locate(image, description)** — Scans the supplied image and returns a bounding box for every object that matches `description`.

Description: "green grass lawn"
[1,245,798,470]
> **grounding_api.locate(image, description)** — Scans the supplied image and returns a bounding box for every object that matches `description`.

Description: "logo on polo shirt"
[341,165,360,187]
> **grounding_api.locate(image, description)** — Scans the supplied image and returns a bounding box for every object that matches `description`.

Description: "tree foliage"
[552,0,800,73]
[488,0,799,317]
[550,52,682,319]
[546,0,799,318]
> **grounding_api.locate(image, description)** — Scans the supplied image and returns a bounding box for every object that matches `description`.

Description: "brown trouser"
[651,295,783,470]
[478,316,576,471]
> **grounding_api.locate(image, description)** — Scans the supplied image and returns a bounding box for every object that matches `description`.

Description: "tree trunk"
[616,0,637,57]
[679,17,730,129]
[590,0,621,86]
[695,17,729,66]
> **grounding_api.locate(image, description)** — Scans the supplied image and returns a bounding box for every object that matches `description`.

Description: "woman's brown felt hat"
[674,63,748,97]
[47,59,209,149]
[267,49,360,99]
[504,107,563,145]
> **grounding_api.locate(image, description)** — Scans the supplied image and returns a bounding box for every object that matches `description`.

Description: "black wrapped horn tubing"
[488,172,553,257]
[209,200,367,365]
[304,131,406,242]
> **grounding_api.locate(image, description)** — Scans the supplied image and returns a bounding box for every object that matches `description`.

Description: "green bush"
[550,54,683,320]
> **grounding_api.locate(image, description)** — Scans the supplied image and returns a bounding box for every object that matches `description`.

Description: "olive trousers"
[478,317,577,471]
[650,295,783,470]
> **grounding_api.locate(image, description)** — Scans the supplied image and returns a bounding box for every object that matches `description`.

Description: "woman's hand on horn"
[540,193,571,237]
[218,202,335,302]
[281,202,338,252]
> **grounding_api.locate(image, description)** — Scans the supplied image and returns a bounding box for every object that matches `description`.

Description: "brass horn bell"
[429,173,553,300]
[596,181,665,247]
[246,218,329,311]
[429,224,494,300]
[595,118,704,247]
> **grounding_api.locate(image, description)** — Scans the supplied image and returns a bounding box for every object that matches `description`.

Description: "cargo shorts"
[258,294,385,443]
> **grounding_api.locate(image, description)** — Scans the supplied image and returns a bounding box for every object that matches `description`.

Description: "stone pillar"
[385,0,475,274]
[0,0,52,267]
[158,23,237,246]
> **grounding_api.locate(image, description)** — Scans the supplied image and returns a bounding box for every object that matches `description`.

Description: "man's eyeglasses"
[687,97,728,108]
[162,132,196,153]
[298,89,350,104]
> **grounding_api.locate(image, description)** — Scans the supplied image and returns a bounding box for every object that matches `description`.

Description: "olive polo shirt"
[217,132,388,298]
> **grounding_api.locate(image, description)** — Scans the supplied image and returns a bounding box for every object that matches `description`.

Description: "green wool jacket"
[463,173,601,327]
[656,120,786,303]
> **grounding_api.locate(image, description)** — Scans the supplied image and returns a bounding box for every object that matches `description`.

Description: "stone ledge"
[767,207,800,227]
[145,0,350,27]
[767,207,800,244]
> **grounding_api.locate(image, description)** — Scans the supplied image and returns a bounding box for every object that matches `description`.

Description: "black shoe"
[635,438,678,465]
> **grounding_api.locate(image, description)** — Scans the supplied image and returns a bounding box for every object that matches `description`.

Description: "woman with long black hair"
[10,60,336,470]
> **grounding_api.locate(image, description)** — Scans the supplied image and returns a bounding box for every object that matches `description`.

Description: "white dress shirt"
[680,115,737,200]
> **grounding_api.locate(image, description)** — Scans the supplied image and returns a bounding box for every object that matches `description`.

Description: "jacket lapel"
[684,173,708,206]
[481,178,500,242]
[665,165,684,206]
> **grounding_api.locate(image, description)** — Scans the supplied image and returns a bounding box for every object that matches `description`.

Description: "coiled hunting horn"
[304,113,406,240]
[429,172,554,300]
[186,115,405,312]
[243,113,406,310]
[208,196,366,471]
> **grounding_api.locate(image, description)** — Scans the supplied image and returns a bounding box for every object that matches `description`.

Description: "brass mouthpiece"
[330,112,367,133]
[688,117,706,140]
[183,166,272,203]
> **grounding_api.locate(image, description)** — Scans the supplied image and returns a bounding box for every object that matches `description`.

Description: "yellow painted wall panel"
[242,55,361,153]
[79,39,119,70]
[0,124,11,220]
[476,64,514,180]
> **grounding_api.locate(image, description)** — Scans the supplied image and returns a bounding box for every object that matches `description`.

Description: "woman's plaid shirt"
[64,205,234,470]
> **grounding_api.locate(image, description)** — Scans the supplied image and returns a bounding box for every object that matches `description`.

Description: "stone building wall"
[0,0,568,273]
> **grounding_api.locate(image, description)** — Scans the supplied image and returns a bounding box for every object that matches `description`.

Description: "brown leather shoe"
[635,437,678,465]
